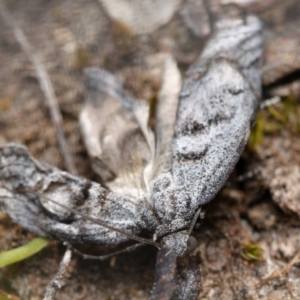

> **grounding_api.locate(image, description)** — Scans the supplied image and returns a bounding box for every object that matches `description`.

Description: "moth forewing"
[0,145,147,245]
[173,59,258,210]
[153,15,263,229]
[158,15,262,300]
[189,15,263,94]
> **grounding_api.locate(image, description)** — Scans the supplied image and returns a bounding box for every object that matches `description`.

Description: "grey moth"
[0,12,263,300]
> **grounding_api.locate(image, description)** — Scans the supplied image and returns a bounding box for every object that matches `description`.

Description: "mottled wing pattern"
[172,15,263,216]
[189,15,263,94]
[0,145,144,245]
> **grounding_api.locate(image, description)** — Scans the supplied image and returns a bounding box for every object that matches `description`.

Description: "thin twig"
[0,3,77,175]
[0,5,79,299]
[43,248,72,300]
[256,251,300,288]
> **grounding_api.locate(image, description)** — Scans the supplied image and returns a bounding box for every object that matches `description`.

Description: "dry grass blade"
[0,3,77,175]
[0,6,78,299]
[256,251,300,288]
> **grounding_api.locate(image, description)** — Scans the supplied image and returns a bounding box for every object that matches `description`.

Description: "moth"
[0,12,263,300]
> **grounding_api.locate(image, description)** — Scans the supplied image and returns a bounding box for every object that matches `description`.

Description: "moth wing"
[188,15,263,95]
[80,57,182,198]
[80,68,153,200]
[0,144,144,245]
[151,54,182,177]
[172,15,263,216]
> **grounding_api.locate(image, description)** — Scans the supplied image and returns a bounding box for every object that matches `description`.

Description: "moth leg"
[172,254,201,300]
[151,243,201,300]
[151,247,177,300]
[65,242,145,261]
[188,208,203,235]
[236,168,262,183]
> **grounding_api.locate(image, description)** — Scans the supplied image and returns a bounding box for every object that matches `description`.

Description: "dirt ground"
[0,0,300,299]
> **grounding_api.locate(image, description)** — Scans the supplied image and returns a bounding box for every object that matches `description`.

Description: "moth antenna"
[188,208,203,235]
[38,193,161,249]
[65,241,145,261]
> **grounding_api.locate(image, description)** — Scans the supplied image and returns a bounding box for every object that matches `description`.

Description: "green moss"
[283,95,300,133]
[248,95,300,151]
[248,112,265,152]
[267,105,286,124]
[241,242,263,261]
